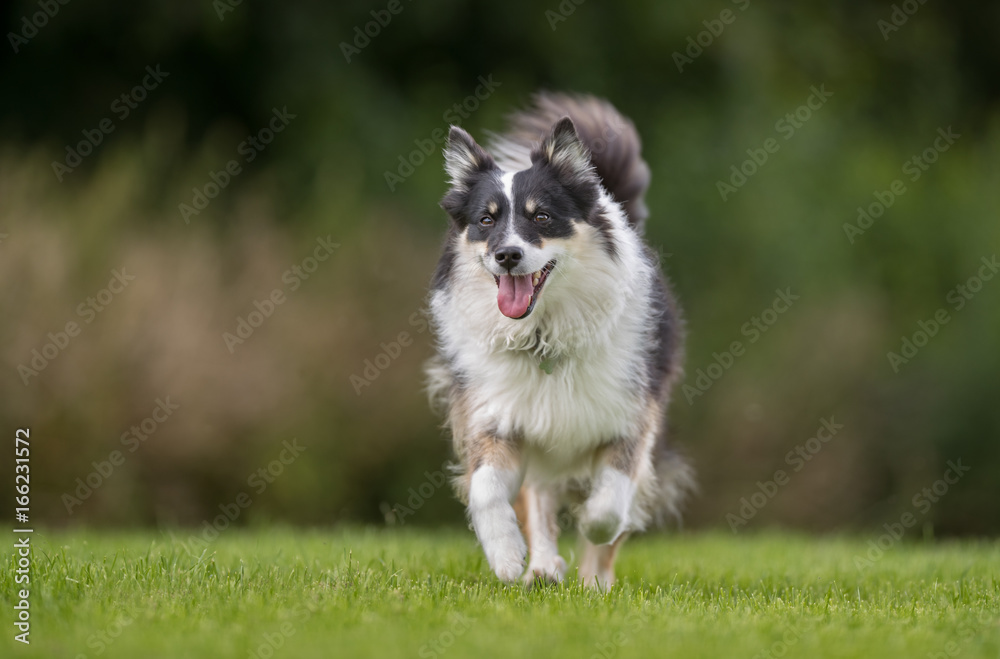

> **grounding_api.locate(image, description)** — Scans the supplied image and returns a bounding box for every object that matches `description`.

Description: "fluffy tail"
[652,447,697,527]
[489,92,652,233]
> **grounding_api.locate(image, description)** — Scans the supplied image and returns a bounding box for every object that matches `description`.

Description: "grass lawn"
[3,527,998,658]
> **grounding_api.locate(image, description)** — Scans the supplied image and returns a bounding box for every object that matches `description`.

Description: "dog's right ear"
[531,117,597,187]
[441,126,496,220]
[443,126,496,191]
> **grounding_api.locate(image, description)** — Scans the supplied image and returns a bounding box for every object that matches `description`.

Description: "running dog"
[425,92,692,587]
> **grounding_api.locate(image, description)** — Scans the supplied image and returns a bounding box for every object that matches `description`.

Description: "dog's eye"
[534,212,550,223]
[479,216,494,227]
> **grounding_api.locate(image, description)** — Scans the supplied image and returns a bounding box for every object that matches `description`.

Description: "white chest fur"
[466,332,647,453]
[430,200,656,461]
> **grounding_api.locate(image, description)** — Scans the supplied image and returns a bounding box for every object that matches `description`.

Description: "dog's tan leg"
[579,412,658,549]
[578,412,660,589]
[579,532,628,589]
[579,434,649,548]
[578,462,637,546]
[518,484,566,585]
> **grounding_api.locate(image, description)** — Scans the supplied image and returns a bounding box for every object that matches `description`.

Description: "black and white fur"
[426,93,692,587]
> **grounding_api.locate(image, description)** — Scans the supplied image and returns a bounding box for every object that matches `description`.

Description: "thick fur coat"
[426,93,692,587]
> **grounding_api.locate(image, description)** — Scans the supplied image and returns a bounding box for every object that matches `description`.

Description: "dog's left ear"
[531,117,597,186]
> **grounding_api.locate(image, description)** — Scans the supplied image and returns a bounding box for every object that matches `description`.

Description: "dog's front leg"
[579,438,643,547]
[519,484,567,585]
[467,439,526,583]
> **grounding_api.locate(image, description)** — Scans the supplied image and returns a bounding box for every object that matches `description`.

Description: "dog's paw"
[580,468,634,545]
[483,533,527,583]
[579,486,627,544]
[523,554,567,587]
[579,508,625,546]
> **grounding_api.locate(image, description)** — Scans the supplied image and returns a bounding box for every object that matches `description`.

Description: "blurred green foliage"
[1,0,998,534]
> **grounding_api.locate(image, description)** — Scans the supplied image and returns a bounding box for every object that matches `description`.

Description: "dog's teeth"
[532,273,540,286]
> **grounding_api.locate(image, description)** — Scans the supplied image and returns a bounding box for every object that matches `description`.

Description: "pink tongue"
[497,274,534,318]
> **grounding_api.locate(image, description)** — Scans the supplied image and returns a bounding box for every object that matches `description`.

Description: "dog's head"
[440,118,608,320]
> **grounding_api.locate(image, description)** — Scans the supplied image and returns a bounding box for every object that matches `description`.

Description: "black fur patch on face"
[440,118,617,258]
[501,167,587,249]
[453,174,508,242]
[440,125,500,227]
[440,170,504,228]
[493,165,617,258]
[444,164,607,257]
[525,117,617,258]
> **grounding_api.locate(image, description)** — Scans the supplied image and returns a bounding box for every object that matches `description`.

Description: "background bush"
[1,0,998,535]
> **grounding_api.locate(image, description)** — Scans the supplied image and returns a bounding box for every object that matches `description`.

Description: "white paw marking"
[481,520,526,583]
[523,554,567,586]
[580,468,635,545]
[469,466,526,583]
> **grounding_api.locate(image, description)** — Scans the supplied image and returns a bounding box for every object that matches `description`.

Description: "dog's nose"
[494,246,523,271]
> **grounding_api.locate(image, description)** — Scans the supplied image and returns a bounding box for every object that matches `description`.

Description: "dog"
[425,92,692,588]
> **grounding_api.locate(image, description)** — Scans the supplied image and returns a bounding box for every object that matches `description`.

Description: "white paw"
[580,468,635,545]
[523,554,567,586]
[468,466,526,583]
[580,507,625,546]
[484,533,527,583]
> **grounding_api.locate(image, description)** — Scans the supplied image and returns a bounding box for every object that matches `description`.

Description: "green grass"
[3,528,998,659]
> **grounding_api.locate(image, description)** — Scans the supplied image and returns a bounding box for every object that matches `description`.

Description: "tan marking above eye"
[487,201,499,215]
[524,198,538,214]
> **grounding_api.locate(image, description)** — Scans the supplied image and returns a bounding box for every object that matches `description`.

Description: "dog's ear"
[441,126,496,221]
[531,117,597,186]
[443,126,496,192]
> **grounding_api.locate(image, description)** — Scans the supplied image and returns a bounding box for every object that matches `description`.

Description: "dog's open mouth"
[494,260,556,319]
